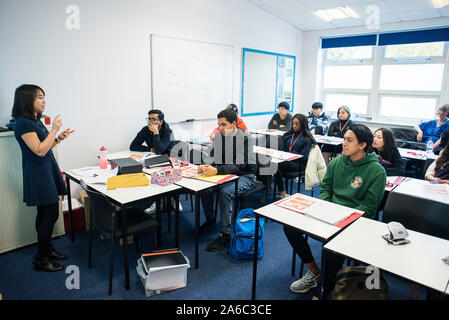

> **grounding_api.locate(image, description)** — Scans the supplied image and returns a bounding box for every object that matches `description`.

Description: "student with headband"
[284,124,386,299]
[322,105,354,165]
[274,113,315,199]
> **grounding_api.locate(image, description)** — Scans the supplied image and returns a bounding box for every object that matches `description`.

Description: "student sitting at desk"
[209,104,248,140]
[322,105,354,165]
[268,101,293,132]
[284,124,386,298]
[414,104,449,151]
[425,143,449,184]
[306,102,330,135]
[372,128,405,176]
[130,109,174,154]
[274,113,315,199]
[198,109,256,252]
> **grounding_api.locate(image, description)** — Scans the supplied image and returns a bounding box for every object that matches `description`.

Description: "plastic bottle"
[426,139,434,157]
[99,146,108,169]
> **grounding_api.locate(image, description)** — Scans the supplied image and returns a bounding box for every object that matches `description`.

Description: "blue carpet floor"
[0,182,428,300]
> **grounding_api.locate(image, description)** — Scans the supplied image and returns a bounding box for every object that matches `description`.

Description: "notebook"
[144,155,171,168]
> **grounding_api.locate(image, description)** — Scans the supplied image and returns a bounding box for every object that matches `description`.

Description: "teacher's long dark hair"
[284,113,316,146]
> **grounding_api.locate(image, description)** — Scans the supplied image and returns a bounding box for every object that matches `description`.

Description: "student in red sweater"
[209,104,248,140]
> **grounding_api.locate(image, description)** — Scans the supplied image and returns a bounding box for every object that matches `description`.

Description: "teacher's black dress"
[14,116,67,206]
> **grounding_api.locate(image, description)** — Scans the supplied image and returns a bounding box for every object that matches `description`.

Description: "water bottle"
[426,140,434,157]
[99,146,108,169]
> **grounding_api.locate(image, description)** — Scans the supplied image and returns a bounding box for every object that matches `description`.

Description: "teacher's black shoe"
[33,256,64,272]
[48,246,68,260]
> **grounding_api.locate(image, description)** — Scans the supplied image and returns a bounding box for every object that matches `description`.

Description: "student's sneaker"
[144,202,156,215]
[276,193,290,199]
[206,232,230,252]
[290,270,320,293]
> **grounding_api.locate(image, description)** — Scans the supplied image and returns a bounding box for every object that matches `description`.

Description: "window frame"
[319,41,449,125]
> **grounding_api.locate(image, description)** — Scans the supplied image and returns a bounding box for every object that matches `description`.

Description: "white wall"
[0,0,300,172]
[298,17,449,132]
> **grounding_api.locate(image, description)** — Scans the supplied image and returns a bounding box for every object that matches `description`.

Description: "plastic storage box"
[136,249,190,297]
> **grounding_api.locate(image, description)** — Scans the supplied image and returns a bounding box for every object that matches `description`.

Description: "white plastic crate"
[136,250,190,297]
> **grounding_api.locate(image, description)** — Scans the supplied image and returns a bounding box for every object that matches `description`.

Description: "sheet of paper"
[304,200,354,225]
[81,167,118,184]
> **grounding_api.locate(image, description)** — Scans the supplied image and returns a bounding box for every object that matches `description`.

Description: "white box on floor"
[136,249,190,297]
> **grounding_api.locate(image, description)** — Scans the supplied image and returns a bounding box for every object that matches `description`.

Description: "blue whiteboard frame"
[241,48,296,117]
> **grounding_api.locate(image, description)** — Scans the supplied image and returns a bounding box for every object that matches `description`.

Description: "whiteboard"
[241,48,296,116]
[242,51,277,115]
[151,35,233,123]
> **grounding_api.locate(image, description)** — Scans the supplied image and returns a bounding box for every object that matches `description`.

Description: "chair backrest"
[80,181,117,233]
[391,128,417,142]
[382,191,449,240]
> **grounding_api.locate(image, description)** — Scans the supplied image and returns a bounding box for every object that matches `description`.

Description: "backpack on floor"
[331,266,388,300]
[230,208,264,260]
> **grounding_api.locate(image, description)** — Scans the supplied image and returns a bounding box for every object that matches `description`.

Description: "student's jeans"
[284,225,345,298]
[200,174,256,234]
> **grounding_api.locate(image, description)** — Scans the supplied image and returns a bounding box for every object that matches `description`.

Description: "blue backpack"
[230,208,264,260]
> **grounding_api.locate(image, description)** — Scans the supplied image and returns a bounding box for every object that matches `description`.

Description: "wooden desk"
[251,194,363,299]
[324,217,449,295]
[65,168,182,291]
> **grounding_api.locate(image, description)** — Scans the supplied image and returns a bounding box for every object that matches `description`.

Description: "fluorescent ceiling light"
[339,6,360,19]
[314,6,359,22]
[314,9,333,22]
[433,0,449,8]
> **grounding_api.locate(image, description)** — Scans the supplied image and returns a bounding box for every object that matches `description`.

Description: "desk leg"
[156,199,162,246]
[251,214,260,300]
[234,179,239,217]
[175,193,180,248]
[121,206,130,290]
[319,246,327,300]
[195,192,200,269]
[66,177,74,242]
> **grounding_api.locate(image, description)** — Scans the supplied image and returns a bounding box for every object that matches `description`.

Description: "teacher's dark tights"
[35,202,59,258]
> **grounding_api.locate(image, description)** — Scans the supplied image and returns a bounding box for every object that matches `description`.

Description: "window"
[324,65,373,89]
[379,64,444,91]
[325,94,369,116]
[384,41,444,58]
[320,29,449,124]
[326,46,373,60]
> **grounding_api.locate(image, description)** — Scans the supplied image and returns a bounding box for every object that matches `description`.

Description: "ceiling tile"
[378,12,402,24]
[330,18,366,28]
[281,12,327,25]
[397,9,442,21]
[438,6,449,16]
[385,0,436,12]
[349,1,395,19]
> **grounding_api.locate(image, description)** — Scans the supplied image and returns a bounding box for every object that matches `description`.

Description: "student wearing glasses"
[130,109,174,154]
[414,104,449,151]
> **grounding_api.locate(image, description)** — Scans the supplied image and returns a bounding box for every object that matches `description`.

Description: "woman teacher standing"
[12,84,74,272]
